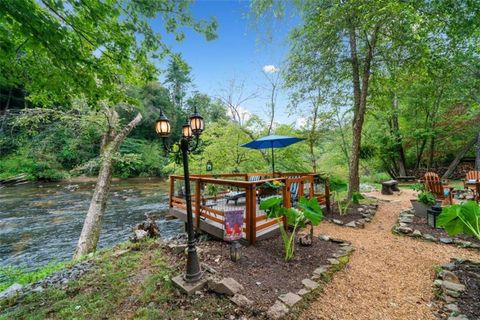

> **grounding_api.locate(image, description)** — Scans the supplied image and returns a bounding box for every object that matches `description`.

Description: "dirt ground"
[300,190,480,320]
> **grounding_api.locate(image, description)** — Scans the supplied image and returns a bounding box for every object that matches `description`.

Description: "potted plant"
[258,180,284,197]
[410,183,436,217]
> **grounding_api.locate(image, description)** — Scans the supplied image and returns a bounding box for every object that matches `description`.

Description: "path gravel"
[301,190,480,320]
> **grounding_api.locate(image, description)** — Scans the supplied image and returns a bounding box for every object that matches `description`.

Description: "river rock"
[442,281,465,293]
[345,221,356,228]
[332,219,343,225]
[0,283,23,299]
[440,237,453,244]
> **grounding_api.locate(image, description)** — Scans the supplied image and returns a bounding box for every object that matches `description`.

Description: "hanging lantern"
[230,241,242,262]
[155,109,171,137]
[206,160,213,172]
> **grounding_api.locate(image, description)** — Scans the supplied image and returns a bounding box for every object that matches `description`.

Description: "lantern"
[189,107,204,136]
[182,122,193,139]
[155,110,171,137]
[427,205,442,228]
[206,160,213,172]
[230,241,242,262]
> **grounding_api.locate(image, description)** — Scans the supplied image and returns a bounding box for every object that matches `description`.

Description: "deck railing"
[168,172,330,244]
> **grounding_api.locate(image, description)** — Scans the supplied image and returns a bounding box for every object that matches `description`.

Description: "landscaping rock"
[440,270,460,284]
[278,292,302,307]
[447,314,469,320]
[297,288,310,296]
[302,278,319,290]
[423,234,436,241]
[445,303,459,312]
[207,277,244,296]
[332,219,343,225]
[434,279,443,287]
[442,280,465,292]
[230,294,253,308]
[267,300,289,319]
[412,230,422,237]
[318,235,330,241]
[397,226,412,234]
[0,283,23,299]
[168,243,188,254]
[313,266,329,276]
[327,258,340,265]
[345,221,356,228]
[440,237,454,244]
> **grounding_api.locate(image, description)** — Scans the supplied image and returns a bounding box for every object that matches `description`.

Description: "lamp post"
[155,106,204,283]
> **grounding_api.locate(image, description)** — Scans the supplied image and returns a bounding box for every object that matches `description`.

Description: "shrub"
[417,191,436,206]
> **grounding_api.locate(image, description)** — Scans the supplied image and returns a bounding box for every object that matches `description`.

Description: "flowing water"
[0,178,183,271]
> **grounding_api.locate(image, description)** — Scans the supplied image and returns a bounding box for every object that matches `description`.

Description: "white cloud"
[262,65,279,74]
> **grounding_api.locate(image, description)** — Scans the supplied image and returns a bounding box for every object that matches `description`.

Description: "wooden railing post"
[299,179,304,199]
[282,179,290,231]
[245,185,252,243]
[195,179,201,229]
[250,184,257,244]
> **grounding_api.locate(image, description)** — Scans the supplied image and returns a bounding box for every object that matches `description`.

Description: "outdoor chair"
[422,172,454,204]
[288,176,301,205]
[463,170,480,202]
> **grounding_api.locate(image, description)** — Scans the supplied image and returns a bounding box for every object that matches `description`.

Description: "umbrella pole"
[271,147,275,175]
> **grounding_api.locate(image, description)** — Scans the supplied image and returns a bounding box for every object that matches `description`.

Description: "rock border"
[433,258,478,320]
[327,204,378,229]
[263,235,353,319]
[392,209,480,251]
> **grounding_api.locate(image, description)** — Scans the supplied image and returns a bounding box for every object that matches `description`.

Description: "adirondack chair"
[423,172,454,204]
[464,170,480,202]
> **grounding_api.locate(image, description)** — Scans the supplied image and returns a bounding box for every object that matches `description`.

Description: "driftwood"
[130,214,160,242]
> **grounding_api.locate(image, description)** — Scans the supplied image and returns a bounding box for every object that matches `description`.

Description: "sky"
[153,0,301,125]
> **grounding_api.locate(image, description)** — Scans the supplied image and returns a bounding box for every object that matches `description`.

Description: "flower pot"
[410,199,429,218]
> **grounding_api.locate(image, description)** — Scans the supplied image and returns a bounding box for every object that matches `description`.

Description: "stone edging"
[327,204,378,229]
[392,209,480,251]
[264,235,353,319]
[433,258,478,320]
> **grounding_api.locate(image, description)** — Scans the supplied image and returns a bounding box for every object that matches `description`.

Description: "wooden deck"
[168,172,330,244]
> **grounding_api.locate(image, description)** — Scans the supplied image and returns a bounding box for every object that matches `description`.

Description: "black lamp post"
[155,106,204,283]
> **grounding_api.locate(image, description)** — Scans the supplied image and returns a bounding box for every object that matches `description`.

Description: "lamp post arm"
[187,135,201,153]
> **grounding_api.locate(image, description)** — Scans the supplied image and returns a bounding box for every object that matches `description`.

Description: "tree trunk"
[428,135,435,169]
[442,134,478,180]
[347,24,379,199]
[74,111,142,259]
[391,93,407,176]
[476,132,480,170]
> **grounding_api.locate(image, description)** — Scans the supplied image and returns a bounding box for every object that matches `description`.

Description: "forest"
[1,0,479,193]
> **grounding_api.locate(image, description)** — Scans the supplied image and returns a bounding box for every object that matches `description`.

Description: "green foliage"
[259,180,284,190]
[0,261,67,292]
[411,183,425,192]
[205,184,219,197]
[260,195,323,260]
[437,201,480,240]
[417,192,436,206]
[351,192,364,205]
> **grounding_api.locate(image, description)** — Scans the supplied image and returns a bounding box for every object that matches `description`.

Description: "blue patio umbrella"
[240,135,304,173]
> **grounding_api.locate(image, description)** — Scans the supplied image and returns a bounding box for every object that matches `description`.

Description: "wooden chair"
[464,170,480,202]
[423,172,454,204]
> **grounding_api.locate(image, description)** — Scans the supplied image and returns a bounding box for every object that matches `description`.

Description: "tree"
[165,54,192,111]
[1,0,217,258]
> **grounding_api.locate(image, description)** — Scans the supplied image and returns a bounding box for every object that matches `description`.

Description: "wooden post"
[245,185,253,244]
[195,179,201,229]
[250,184,257,244]
[282,180,290,231]
[299,179,304,199]
[169,176,174,208]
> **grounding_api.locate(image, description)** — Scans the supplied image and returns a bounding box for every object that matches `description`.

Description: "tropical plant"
[351,192,364,205]
[437,201,480,240]
[417,191,436,206]
[260,195,323,260]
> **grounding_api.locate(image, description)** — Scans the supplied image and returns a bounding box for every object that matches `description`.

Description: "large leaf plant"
[437,201,480,240]
[260,195,323,261]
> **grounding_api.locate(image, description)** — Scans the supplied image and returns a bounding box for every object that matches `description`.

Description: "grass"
[0,261,69,292]
[0,240,234,320]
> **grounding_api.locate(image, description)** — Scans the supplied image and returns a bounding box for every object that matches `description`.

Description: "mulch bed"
[324,204,365,224]
[409,216,480,247]
[185,235,339,312]
[455,261,480,319]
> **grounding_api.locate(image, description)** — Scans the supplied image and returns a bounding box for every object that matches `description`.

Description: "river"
[0,178,183,271]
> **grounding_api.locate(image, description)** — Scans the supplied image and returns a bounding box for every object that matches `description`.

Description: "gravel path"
[301,190,480,320]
